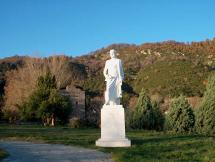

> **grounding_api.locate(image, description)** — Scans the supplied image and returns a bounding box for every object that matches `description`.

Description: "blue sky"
[0,0,214,58]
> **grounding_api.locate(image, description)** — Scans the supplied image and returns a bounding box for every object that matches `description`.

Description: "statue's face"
[110,49,116,58]
[110,53,115,58]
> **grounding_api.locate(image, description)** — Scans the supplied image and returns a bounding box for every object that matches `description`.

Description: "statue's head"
[109,49,117,58]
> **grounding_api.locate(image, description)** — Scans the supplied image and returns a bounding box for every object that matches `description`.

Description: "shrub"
[129,89,164,130]
[166,95,195,133]
[196,74,215,135]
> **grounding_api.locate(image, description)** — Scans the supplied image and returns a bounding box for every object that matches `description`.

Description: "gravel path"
[0,140,113,162]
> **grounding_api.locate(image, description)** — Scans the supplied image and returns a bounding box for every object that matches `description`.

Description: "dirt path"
[0,140,113,162]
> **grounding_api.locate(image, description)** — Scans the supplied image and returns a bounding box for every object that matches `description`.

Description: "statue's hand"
[105,74,110,81]
[106,74,112,79]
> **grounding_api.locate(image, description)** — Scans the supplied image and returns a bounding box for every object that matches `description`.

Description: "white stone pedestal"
[96,105,131,147]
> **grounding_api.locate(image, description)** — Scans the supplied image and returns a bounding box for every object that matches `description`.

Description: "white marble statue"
[103,49,124,105]
[96,49,131,147]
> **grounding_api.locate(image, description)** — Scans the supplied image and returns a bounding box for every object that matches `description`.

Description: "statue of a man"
[103,49,124,105]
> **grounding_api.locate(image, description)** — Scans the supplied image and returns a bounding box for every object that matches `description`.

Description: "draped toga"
[103,58,124,105]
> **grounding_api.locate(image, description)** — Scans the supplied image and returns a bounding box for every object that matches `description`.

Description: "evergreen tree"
[152,101,165,131]
[129,89,155,129]
[20,72,56,121]
[20,71,71,125]
[166,95,195,133]
[196,75,215,135]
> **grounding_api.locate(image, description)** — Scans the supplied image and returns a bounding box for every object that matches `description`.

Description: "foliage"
[38,89,71,125]
[19,72,71,125]
[0,62,17,95]
[196,74,215,135]
[125,107,132,129]
[151,101,165,131]
[129,89,164,130]
[20,72,56,121]
[0,61,20,120]
[129,89,153,129]
[166,95,195,133]
[122,92,131,108]
[82,74,104,95]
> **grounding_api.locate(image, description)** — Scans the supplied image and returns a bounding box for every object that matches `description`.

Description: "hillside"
[0,38,215,114]
[74,39,215,97]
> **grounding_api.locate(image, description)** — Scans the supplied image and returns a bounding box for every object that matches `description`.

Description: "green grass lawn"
[0,124,214,162]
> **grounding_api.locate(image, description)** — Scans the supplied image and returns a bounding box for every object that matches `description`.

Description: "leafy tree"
[166,95,195,133]
[196,74,215,135]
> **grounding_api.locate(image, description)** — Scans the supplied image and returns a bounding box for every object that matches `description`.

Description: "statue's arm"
[103,61,108,79]
[118,60,124,81]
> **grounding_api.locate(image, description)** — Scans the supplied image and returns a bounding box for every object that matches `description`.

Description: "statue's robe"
[104,58,124,105]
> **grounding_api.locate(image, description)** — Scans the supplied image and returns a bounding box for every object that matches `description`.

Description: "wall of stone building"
[85,96,103,126]
[60,85,85,120]
[67,86,85,119]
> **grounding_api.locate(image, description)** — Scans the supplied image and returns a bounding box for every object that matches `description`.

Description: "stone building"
[60,85,85,119]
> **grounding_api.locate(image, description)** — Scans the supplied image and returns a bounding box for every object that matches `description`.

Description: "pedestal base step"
[96,138,131,147]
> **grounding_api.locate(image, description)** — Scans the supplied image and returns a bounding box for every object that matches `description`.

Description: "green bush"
[19,72,71,125]
[196,74,215,135]
[129,89,164,130]
[166,95,195,133]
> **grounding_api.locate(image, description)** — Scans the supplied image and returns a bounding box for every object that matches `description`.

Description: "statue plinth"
[96,105,131,147]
